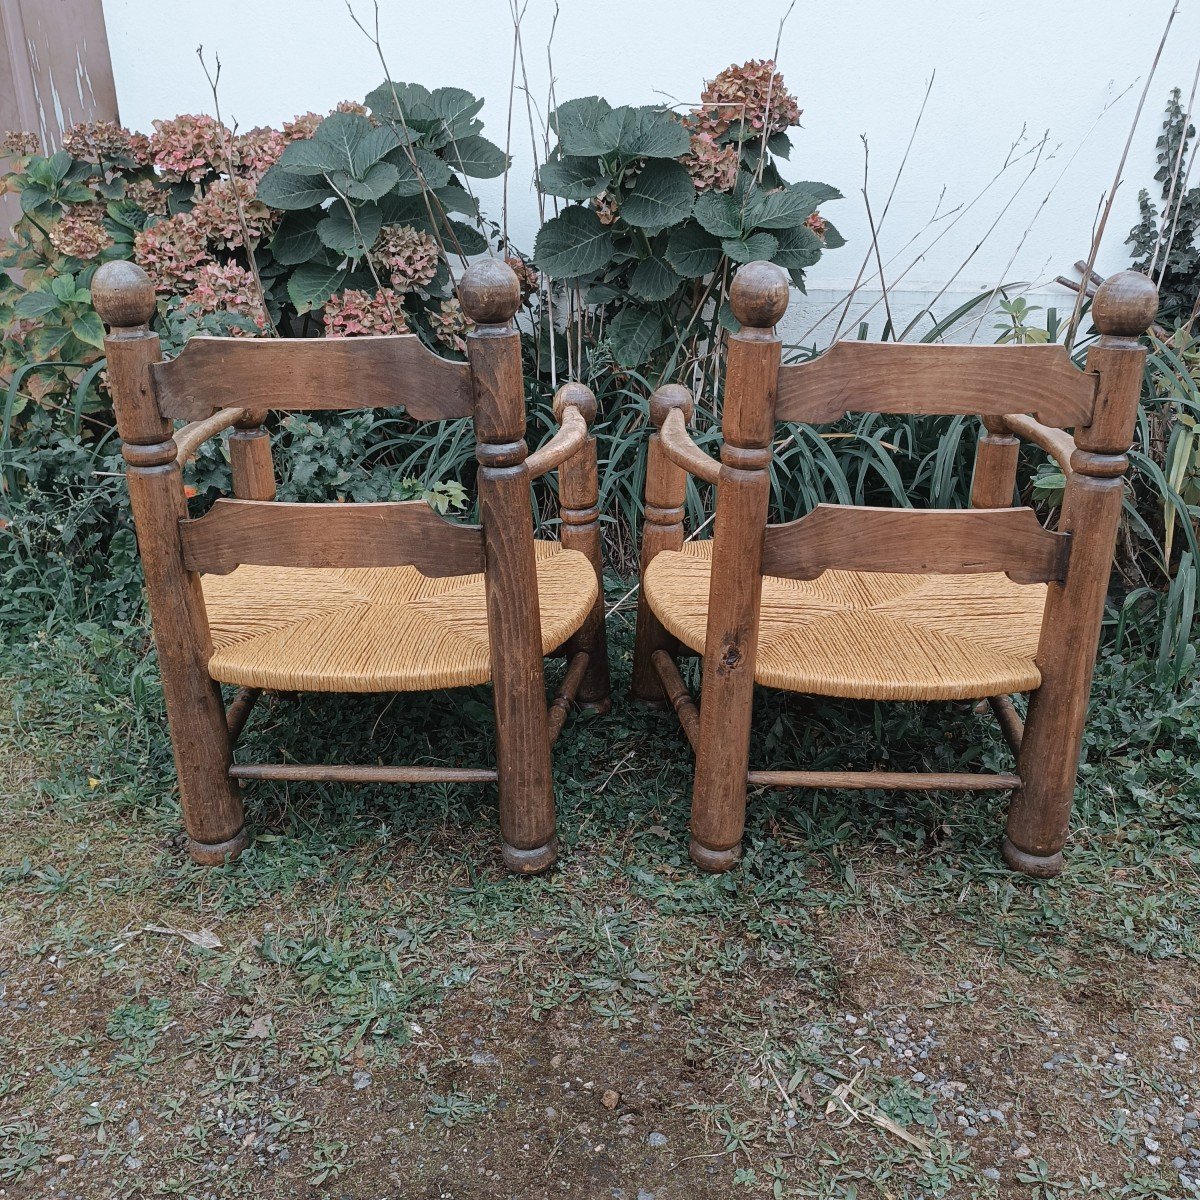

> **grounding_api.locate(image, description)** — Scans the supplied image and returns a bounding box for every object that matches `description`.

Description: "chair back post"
[553,383,612,712]
[229,409,276,500]
[1005,271,1159,876]
[462,260,557,873]
[691,262,790,870]
[631,384,694,704]
[92,261,246,864]
[970,415,1020,508]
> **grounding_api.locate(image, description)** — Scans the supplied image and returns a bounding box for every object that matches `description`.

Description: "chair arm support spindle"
[999,414,1077,477]
[174,406,247,466]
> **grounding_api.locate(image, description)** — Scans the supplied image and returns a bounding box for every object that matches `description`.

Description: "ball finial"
[729,261,790,329]
[552,381,597,424]
[92,260,156,329]
[458,258,521,325]
[649,383,694,429]
[1091,270,1158,338]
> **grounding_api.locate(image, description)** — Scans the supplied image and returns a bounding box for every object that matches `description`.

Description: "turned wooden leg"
[94,262,246,866]
[464,261,557,874]
[690,265,788,871]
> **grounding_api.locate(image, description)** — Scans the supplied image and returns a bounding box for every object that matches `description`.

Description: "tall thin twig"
[1065,0,1180,350]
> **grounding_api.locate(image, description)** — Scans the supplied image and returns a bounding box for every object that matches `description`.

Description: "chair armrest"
[651,385,721,486]
[526,383,595,479]
[1000,414,1077,476]
[174,406,246,466]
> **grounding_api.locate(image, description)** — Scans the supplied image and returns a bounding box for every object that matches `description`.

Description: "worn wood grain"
[152,335,475,421]
[180,498,485,577]
[761,503,1070,585]
[776,342,1097,426]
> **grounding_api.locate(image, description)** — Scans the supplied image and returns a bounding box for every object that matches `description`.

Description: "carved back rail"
[181,498,485,577]
[761,504,1070,585]
[775,342,1097,428]
[152,334,475,421]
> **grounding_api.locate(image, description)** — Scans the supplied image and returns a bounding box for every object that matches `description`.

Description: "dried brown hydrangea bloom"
[376,225,440,292]
[124,177,171,217]
[334,100,370,117]
[1,130,41,157]
[49,210,112,260]
[323,289,407,337]
[62,120,149,167]
[593,192,619,227]
[804,211,828,239]
[689,59,802,141]
[505,255,540,301]
[190,177,278,249]
[134,213,210,292]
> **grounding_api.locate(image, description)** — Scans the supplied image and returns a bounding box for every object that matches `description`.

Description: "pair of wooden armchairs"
[93,257,1157,879]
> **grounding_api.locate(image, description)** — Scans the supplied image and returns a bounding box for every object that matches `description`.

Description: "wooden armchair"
[632,261,1158,878]
[93,258,609,872]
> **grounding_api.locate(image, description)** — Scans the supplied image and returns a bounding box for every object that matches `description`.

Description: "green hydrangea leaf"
[533,205,614,279]
[629,255,683,302]
[693,192,743,239]
[665,222,723,278]
[621,161,695,233]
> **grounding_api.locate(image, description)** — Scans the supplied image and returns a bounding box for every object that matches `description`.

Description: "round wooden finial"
[729,261,790,329]
[552,381,597,424]
[92,260,156,329]
[649,383,694,428]
[458,258,521,325]
[1091,270,1158,337]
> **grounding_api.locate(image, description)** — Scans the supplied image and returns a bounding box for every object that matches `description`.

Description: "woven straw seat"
[644,541,1047,702]
[202,541,597,693]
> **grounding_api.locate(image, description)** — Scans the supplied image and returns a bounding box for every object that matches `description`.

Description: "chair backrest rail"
[776,342,1097,427]
[180,497,485,577]
[761,503,1070,585]
[152,335,475,422]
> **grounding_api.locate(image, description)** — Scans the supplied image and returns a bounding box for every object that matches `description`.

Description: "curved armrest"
[1000,414,1077,476]
[526,383,595,479]
[658,407,721,486]
[175,406,246,466]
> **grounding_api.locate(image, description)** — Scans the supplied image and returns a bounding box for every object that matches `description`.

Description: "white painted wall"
[100,0,1198,341]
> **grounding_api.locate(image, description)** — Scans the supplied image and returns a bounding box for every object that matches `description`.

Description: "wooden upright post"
[92,261,247,864]
[229,410,276,501]
[553,382,611,712]
[970,415,1020,509]
[1005,271,1158,877]
[690,262,789,871]
[631,384,693,705]
[461,260,557,873]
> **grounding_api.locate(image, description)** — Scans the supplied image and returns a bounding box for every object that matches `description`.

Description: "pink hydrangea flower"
[124,177,171,217]
[323,289,407,337]
[235,125,287,180]
[681,132,739,192]
[134,213,210,292]
[804,211,828,239]
[182,261,270,334]
[283,112,324,142]
[429,297,472,354]
[690,60,803,141]
[149,113,229,183]
[190,177,278,248]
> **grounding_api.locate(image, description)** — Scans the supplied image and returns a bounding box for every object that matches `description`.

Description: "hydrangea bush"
[533,59,843,372]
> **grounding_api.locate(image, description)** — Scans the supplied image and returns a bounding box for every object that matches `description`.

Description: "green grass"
[1,585,1199,1198]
